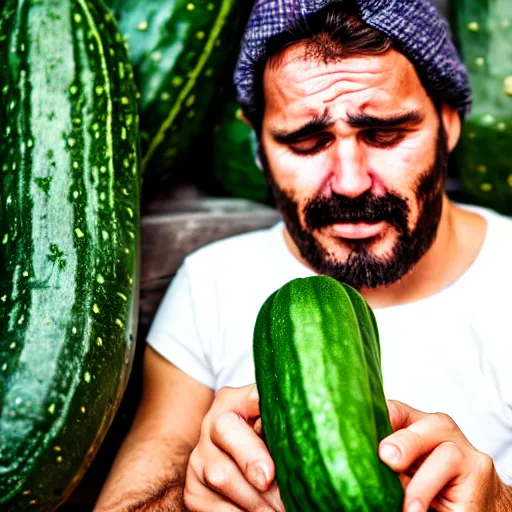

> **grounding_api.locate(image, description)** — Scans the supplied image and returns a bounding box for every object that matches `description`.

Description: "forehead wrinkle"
[278,63,391,95]
[269,74,387,119]
[270,63,402,112]
[272,48,397,87]
[267,46,416,98]
[264,49,429,132]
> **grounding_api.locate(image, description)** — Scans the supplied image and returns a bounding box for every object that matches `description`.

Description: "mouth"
[325,221,386,240]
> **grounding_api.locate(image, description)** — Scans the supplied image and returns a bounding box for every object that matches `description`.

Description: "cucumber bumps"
[0,0,140,509]
[254,276,403,511]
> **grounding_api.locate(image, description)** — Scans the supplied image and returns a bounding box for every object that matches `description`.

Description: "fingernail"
[250,462,270,492]
[406,498,424,512]
[379,443,400,463]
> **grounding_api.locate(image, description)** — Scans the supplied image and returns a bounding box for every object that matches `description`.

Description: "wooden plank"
[141,199,280,282]
[139,198,280,327]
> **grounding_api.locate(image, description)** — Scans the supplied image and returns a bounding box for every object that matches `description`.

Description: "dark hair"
[244,0,393,134]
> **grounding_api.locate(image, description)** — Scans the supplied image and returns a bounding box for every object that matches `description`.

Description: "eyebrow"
[346,109,425,129]
[270,108,425,144]
[270,111,335,144]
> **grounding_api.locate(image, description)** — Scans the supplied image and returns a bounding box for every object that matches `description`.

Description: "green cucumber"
[450,0,512,215]
[0,0,140,510]
[253,276,404,511]
[212,100,269,204]
[105,0,253,183]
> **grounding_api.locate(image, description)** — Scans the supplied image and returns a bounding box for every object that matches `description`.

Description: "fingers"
[262,481,286,512]
[202,449,272,510]
[184,482,245,512]
[401,442,465,512]
[253,417,263,438]
[185,384,284,512]
[211,410,274,492]
[208,385,274,492]
[213,385,261,421]
[386,400,427,431]
[186,448,276,512]
[381,402,500,511]
[380,410,471,473]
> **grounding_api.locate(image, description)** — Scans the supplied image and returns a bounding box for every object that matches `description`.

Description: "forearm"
[496,484,512,512]
[116,472,188,512]
[94,432,193,512]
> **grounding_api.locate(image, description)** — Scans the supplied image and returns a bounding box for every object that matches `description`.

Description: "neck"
[284,196,487,309]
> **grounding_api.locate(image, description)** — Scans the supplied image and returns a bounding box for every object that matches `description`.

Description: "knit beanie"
[234,0,472,119]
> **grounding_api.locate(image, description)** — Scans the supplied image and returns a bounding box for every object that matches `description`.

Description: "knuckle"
[215,386,228,399]
[404,428,424,452]
[204,463,233,491]
[215,386,234,401]
[439,441,463,463]
[434,412,457,431]
[475,452,494,474]
[212,411,241,440]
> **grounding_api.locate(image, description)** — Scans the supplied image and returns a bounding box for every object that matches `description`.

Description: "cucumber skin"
[212,100,270,204]
[0,0,140,510]
[105,0,254,183]
[253,276,404,512]
[450,0,512,215]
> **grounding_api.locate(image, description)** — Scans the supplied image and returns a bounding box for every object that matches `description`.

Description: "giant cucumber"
[105,0,254,183]
[450,0,512,215]
[253,276,404,512]
[0,0,140,510]
[211,99,269,204]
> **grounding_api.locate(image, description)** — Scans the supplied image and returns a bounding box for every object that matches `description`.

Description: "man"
[95,0,512,511]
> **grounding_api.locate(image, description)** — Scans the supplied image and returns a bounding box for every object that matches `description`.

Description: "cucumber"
[0,0,140,510]
[450,0,512,215]
[212,100,269,204]
[253,276,404,512]
[105,0,254,183]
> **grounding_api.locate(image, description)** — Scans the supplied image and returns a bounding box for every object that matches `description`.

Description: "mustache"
[304,191,410,235]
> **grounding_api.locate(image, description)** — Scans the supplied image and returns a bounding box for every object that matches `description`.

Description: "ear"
[440,104,461,152]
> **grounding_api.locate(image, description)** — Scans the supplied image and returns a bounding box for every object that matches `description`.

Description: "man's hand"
[184,384,285,512]
[379,400,512,512]
[94,348,214,512]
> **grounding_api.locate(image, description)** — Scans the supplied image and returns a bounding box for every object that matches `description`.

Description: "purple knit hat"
[234,0,472,118]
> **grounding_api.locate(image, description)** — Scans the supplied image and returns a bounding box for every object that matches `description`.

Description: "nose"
[329,139,372,198]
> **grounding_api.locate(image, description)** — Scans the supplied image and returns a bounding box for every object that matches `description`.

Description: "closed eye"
[289,134,334,155]
[361,129,407,148]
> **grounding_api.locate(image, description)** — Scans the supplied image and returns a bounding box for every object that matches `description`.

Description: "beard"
[259,123,449,290]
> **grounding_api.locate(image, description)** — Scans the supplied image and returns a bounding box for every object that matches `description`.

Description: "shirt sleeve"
[146,260,215,390]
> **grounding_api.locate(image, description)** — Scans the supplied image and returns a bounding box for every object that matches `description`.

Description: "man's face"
[260,45,449,290]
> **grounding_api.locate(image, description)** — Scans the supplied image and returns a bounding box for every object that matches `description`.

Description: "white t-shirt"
[147,204,512,485]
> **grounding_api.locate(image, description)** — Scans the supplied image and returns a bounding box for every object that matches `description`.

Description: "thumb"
[386,399,426,432]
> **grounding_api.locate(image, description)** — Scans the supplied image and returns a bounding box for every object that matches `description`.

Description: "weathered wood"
[141,198,280,281]
[139,198,280,327]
